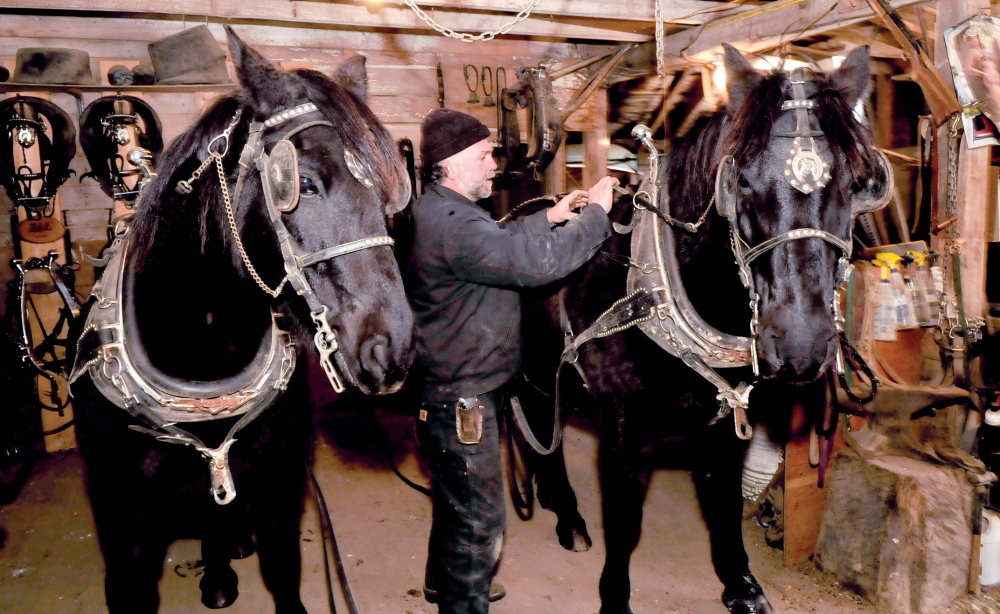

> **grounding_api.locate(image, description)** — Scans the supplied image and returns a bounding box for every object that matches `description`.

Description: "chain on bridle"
[176,101,395,393]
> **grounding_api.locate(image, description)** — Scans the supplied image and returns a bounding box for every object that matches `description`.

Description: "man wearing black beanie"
[407,108,617,613]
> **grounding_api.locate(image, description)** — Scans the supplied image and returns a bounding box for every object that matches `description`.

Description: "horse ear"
[830,45,872,108]
[333,54,369,101]
[224,25,285,110]
[723,43,763,115]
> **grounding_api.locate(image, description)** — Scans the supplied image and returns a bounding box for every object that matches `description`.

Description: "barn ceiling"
[0,0,951,140]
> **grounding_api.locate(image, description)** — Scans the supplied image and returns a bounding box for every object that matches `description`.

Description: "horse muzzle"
[755,313,837,384]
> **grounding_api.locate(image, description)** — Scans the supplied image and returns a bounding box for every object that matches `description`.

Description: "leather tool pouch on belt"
[456,396,485,444]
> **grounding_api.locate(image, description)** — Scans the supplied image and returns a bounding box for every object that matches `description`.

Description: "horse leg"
[691,422,774,614]
[597,405,653,614]
[89,494,170,614]
[531,445,591,552]
[199,505,242,609]
[251,467,307,614]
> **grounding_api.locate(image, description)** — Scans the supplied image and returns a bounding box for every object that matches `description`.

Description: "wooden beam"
[0,14,592,59]
[657,0,934,71]
[1,0,652,42]
[349,0,739,24]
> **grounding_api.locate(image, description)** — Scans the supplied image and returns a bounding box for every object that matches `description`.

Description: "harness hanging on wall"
[497,66,563,183]
[0,96,77,220]
[79,95,163,206]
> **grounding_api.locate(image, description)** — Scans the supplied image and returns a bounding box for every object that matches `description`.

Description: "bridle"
[713,67,893,377]
[70,100,402,505]
[176,101,399,393]
[0,96,76,220]
[79,95,163,206]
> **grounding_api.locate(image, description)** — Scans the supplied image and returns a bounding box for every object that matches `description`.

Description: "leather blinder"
[715,155,738,221]
[264,139,299,213]
[851,150,894,217]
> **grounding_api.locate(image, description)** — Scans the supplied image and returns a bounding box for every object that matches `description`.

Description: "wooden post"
[6,92,77,452]
[582,89,608,189]
[934,0,991,325]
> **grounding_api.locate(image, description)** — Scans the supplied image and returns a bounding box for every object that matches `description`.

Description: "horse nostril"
[360,335,391,380]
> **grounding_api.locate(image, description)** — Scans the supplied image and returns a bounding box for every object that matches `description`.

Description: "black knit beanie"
[420,108,491,167]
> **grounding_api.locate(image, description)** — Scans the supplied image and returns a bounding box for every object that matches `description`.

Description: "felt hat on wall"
[148,25,230,85]
[13,48,94,85]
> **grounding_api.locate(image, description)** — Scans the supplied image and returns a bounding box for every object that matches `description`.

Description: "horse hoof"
[722,573,775,614]
[200,566,239,609]
[229,533,255,560]
[598,604,633,614]
[557,524,592,552]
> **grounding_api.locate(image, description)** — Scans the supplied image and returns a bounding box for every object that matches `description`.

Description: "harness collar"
[75,100,395,504]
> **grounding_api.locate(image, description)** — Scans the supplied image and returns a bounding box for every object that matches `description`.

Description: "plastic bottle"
[906,250,941,325]
[875,252,919,329]
[872,260,898,341]
[979,405,1000,509]
[902,253,933,327]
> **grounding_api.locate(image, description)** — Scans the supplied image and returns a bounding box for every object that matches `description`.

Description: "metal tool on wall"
[464,65,480,104]
[481,67,496,107]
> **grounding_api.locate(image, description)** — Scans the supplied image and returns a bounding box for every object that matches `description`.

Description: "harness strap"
[742,228,851,265]
[297,236,395,267]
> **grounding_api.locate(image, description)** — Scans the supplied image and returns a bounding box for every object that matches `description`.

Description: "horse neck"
[127,206,275,381]
[666,113,751,337]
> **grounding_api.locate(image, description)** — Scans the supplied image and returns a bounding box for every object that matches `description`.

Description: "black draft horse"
[68,28,413,613]
[518,45,888,614]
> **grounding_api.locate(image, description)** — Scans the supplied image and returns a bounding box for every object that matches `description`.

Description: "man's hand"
[546,189,590,225]
[588,176,619,214]
[545,176,620,224]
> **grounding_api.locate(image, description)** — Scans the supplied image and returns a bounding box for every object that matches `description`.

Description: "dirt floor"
[4,399,1000,614]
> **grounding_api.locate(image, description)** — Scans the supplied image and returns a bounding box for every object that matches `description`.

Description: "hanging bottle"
[876,252,919,330]
[872,260,898,341]
[907,250,941,324]
[902,253,933,327]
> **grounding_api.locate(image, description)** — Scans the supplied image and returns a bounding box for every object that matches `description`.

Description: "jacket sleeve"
[442,203,611,288]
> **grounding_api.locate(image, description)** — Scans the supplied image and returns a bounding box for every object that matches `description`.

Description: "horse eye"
[299,176,318,196]
[737,174,750,189]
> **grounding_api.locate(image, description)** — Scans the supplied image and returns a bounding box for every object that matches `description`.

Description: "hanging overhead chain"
[655,0,665,79]
[404,0,543,42]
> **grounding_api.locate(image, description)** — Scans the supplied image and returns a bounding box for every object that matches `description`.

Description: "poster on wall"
[944,14,1000,149]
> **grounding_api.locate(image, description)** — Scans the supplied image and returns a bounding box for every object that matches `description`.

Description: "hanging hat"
[13,48,94,85]
[148,25,230,85]
[420,108,491,168]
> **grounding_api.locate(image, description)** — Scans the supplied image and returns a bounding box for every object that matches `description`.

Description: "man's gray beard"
[456,166,493,200]
[471,180,492,200]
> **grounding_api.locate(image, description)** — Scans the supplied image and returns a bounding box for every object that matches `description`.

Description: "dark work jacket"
[406,184,611,402]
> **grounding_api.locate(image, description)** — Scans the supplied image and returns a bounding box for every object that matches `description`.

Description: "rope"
[837,332,877,404]
[307,462,360,614]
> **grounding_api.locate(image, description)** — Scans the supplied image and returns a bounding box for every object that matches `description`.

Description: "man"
[406,107,617,614]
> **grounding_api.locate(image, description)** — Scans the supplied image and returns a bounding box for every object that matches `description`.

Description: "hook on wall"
[481,66,495,107]
[464,65,480,104]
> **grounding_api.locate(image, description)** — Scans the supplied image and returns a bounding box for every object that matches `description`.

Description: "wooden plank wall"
[0,14,614,316]
[0,14,616,451]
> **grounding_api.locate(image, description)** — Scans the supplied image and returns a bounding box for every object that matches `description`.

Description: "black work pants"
[417,388,505,614]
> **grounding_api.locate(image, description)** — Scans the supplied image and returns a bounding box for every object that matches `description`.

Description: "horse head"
[225,28,414,395]
[716,44,890,383]
[129,28,413,396]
